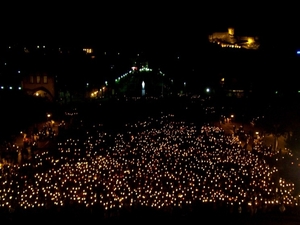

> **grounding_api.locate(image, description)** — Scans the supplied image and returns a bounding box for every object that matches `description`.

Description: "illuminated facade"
[83,47,96,59]
[83,48,93,54]
[208,27,259,50]
[21,72,55,101]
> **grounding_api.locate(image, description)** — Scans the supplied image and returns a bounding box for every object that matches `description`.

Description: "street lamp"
[47,113,52,122]
[255,131,260,139]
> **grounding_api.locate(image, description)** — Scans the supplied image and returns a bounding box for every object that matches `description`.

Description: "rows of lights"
[115,66,161,83]
[221,44,242,48]
[0,86,22,90]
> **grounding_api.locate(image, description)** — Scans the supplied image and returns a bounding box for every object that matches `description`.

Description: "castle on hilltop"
[208,27,259,50]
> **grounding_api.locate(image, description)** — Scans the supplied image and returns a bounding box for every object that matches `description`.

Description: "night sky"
[2,3,299,50]
[1,2,299,89]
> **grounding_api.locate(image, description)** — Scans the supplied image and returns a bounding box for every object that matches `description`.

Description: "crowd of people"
[1,112,299,218]
[0,121,56,165]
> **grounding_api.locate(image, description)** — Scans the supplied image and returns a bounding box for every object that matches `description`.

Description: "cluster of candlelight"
[0,114,298,211]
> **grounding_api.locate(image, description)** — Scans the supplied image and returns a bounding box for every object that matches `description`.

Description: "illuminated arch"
[25,86,54,101]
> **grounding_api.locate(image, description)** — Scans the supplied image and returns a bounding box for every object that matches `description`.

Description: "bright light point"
[142,81,145,89]
[206,88,210,93]
[297,51,300,54]
[9,86,12,90]
[18,87,21,90]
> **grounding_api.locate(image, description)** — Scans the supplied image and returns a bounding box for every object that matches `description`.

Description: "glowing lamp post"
[47,113,51,122]
[142,81,145,96]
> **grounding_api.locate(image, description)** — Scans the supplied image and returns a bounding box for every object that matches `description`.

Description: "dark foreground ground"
[2,205,300,225]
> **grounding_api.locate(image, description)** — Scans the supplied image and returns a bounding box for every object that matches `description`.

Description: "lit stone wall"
[22,73,55,100]
[208,28,259,50]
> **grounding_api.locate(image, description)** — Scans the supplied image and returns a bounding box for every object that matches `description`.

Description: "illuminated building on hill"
[208,27,260,50]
